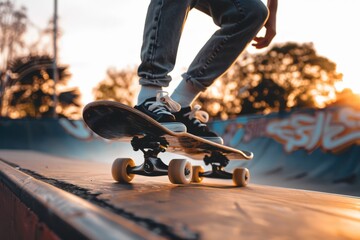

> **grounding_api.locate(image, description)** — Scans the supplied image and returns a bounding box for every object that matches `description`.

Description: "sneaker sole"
[160,123,223,144]
[161,122,187,132]
[202,137,224,145]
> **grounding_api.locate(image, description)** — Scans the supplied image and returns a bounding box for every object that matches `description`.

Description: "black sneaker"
[135,91,186,132]
[174,105,223,144]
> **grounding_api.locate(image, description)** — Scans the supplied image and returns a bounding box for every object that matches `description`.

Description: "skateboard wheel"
[191,166,204,183]
[168,159,192,184]
[112,158,135,183]
[232,168,250,187]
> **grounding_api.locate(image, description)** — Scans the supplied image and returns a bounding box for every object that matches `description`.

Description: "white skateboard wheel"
[112,158,135,183]
[232,168,250,187]
[168,159,192,184]
[192,166,204,183]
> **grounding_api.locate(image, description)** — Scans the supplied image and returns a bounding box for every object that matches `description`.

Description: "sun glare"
[338,73,360,95]
[347,81,360,95]
[333,55,360,95]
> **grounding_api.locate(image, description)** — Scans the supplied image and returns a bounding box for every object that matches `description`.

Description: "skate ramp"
[0,118,129,162]
[1,105,360,196]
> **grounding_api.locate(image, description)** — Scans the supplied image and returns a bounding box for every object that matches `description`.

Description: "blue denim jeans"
[138,0,269,92]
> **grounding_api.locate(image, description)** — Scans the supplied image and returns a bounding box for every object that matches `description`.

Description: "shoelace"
[145,91,181,115]
[184,105,209,127]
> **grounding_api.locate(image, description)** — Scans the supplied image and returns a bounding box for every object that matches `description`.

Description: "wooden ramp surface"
[1,150,360,240]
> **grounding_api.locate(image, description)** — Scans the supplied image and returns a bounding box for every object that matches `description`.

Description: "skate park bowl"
[1,104,359,197]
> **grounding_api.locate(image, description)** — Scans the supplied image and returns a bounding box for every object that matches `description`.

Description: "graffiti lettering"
[322,108,360,151]
[266,108,360,153]
[243,118,268,142]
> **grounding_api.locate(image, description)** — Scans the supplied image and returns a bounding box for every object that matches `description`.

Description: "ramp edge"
[0,160,159,240]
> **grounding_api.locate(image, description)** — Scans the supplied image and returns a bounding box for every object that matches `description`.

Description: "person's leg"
[171,0,268,142]
[137,0,195,105]
[135,0,196,132]
[171,0,269,107]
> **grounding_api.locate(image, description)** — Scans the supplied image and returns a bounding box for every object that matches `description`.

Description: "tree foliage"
[93,67,139,106]
[0,1,80,119]
[0,0,28,71]
[2,55,81,118]
[197,42,343,119]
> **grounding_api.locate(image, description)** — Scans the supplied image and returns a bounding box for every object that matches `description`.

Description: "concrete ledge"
[0,160,160,240]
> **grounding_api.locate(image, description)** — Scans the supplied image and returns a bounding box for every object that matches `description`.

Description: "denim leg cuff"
[139,76,172,87]
[181,73,208,92]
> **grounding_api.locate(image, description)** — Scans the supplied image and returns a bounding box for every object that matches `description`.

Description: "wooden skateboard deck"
[83,101,253,161]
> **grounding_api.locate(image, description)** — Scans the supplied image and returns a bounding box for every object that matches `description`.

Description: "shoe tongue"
[182,106,209,123]
[156,93,181,112]
[157,90,167,98]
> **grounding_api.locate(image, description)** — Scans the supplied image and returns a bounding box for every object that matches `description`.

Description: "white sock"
[171,80,201,108]
[137,85,162,105]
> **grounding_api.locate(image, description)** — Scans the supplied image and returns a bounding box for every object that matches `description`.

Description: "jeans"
[138,0,269,92]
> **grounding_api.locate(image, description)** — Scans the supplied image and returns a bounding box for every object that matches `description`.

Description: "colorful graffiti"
[264,107,360,153]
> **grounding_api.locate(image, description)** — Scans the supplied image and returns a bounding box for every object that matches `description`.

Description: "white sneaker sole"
[161,122,187,132]
[203,137,224,145]
[160,123,223,144]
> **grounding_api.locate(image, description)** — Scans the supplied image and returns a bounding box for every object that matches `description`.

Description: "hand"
[252,0,277,49]
[252,18,276,49]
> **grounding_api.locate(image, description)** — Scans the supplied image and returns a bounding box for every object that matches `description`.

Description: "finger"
[252,37,263,45]
[253,36,262,42]
[252,38,269,49]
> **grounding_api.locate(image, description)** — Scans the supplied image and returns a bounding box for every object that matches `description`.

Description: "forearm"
[267,0,278,25]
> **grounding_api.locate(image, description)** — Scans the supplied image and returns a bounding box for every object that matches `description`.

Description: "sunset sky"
[15,0,360,103]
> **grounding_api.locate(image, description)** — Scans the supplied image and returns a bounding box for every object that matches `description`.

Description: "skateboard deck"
[83,100,253,160]
[83,100,253,186]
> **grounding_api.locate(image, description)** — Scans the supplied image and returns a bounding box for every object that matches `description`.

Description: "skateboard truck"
[201,152,233,180]
[129,135,169,176]
[203,152,230,167]
[131,135,168,153]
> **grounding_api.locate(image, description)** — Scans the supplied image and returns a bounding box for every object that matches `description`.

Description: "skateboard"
[83,100,253,186]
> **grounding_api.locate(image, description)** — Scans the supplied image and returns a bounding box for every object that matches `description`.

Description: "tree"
[0,0,28,71]
[197,42,343,119]
[93,67,139,106]
[0,1,78,118]
[240,78,287,115]
[3,55,81,119]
